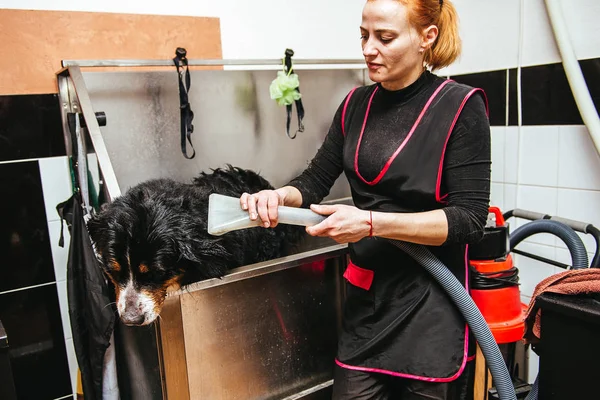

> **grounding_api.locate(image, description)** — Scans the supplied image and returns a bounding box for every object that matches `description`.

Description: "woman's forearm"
[371,209,449,246]
[275,186,303,208]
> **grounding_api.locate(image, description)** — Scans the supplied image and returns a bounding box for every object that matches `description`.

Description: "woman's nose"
[362,39,378,57]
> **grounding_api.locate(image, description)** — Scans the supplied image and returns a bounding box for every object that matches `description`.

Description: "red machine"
[469,207,527,344]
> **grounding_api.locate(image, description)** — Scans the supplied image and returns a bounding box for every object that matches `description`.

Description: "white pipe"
[544,0,600,157]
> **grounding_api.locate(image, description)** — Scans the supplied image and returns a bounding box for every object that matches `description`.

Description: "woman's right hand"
[240,190,285,228]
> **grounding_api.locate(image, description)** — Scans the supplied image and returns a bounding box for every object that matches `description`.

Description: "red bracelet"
[368,210,373,237]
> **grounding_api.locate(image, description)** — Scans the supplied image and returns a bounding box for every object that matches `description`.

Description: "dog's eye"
[139,264,149,274]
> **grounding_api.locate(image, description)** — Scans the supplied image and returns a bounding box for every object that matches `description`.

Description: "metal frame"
[55,57,353,280]
[57,66,123,202]
[56,57,366,205]
[62,58,366,68]
[168,242,348,296]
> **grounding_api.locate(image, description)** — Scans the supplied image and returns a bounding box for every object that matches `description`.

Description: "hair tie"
[439,0,443,8]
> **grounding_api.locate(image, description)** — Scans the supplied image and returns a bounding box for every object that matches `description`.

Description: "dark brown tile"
[521,62,582,125]
[450,70,507,126]
[580,58,600,115]
[0,161,55,292]
[508,68,518,126]
[0,284,71,399]
[0,94,66,162]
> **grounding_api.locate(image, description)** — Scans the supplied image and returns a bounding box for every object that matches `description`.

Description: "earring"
[419,48,425,53]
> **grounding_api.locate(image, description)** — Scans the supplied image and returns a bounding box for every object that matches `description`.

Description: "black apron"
[57,194,116,400]
[336,80,485,381]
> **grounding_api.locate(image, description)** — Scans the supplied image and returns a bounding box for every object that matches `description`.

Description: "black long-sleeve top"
[288,70,491,245]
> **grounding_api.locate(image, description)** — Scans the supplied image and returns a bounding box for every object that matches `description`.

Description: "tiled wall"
[0,94,75,399]
[452,58,600,383]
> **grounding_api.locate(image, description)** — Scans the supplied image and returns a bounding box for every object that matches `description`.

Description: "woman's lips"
[367,62,382,71]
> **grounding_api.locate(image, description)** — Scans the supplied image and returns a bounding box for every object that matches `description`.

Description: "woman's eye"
[360,35,368,40]
[380,38,393,44]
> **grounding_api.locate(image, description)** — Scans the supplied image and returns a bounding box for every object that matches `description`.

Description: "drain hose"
[390,220,588,400]
[509,219,589,270]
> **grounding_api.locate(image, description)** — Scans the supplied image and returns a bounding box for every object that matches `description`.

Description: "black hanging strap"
[284,49,305,139]
[173,47,196,159]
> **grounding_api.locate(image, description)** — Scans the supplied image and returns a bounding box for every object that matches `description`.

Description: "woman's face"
[361,0,428,90]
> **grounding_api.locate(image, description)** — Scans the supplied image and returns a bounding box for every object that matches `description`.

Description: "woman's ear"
[421,25,439,51]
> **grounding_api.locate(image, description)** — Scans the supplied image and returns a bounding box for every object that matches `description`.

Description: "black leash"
[283,49,305,139]
[173,47,196,159]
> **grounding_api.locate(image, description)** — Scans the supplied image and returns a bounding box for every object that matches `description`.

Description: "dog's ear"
[176,238,231,278]
[86,209,119,249]
[86,215,101,242]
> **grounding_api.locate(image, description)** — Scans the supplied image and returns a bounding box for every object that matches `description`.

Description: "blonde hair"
[370,0,462,70]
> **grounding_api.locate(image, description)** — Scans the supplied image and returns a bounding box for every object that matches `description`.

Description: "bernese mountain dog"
[87,165,302,326]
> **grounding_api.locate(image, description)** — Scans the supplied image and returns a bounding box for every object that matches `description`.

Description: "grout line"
[53,394,74,400]
[505,69,510,127]
[0,157,44,165]
[554,127,561,246]
[0,155,69,166]
[0,281,56,296]
[507,182,600,192]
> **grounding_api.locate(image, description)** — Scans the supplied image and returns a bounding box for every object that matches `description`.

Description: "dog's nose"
[121,313,146,326]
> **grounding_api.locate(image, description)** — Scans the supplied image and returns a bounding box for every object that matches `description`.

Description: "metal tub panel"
[82,69,363,199]
[161,257,344,400]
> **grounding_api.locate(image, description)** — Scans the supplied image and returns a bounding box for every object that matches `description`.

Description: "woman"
[241,0,490,398]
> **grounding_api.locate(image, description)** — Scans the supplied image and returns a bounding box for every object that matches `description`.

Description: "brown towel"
[523,268,600,344]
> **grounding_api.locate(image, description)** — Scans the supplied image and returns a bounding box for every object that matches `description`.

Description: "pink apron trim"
[341,87,359,137]
[435,87,489,203]
[337,245,472,381]
[343,261,374,291]
[355,80,452,186]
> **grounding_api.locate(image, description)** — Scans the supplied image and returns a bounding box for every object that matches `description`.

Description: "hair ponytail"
[424,0,461,70]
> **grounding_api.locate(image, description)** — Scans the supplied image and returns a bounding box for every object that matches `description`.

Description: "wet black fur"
[87,166,303,290]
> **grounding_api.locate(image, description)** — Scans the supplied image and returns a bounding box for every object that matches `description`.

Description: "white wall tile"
[560,0,600,60]
[517,185,558,218]
[440,0,521,75]
[65,338,78,397]
[516,185,558,246]
[491,127,505,183]
[513,242,557,298]
[219,0,364,60]
[521,0,561,67]
[38,156,72,223]
[528,350,540,384]
[491,183,504,210]
[48,220,70,282]
[56,281,73,340]
[557,188,600,253]
[518,126,559,187]
[558,125,600,191]
[504,184,518,215]
[505,127,520,184]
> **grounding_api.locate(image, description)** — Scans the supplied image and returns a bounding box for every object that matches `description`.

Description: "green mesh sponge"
[269,70,302,106]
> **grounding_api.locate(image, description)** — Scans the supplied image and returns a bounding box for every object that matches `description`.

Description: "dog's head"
[87,184,229,326]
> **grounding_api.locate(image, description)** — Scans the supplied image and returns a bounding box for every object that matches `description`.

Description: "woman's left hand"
[306,204,371,243]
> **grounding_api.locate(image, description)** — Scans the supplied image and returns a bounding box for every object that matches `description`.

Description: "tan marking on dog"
[164,276,182,293]
[139,263,149,273]
[109,259,121,272]
[141,287,168,317]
